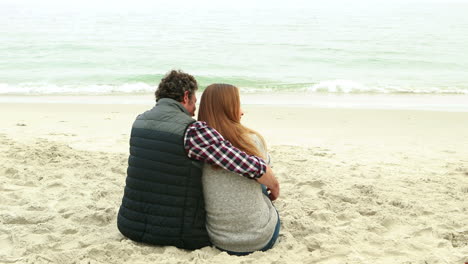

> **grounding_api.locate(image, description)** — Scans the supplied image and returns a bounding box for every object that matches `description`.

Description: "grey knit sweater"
[202,134,278,252]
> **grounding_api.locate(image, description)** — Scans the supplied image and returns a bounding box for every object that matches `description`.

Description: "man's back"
[117,98,211,250]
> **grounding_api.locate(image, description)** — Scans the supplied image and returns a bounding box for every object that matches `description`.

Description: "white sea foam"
[307,80,468,95]
[308,80,370,93]
[0,83,154,95]
[1,81,468,95]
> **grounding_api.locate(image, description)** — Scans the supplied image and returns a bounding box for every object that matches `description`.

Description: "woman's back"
[202,134,278,253]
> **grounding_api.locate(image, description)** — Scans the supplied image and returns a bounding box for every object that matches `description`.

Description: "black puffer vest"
[117,98,211,249]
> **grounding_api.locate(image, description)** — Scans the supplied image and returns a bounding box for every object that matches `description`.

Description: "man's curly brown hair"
[155,70,198,102]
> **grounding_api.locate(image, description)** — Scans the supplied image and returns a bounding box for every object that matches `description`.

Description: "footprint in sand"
[309,147,334,157]
[4,167,19,177]
[312,152,328,157]
[442,231,468,248]
[411,227,434,237]
[353,184,377,197]
[303,180,325,188]
[358,209,377,216]
[44,181,65,190]
[61,228,79,235]
[60,210,74,219]
[0,233,14,260]
[291,159,308,163]
[304,235,322,252]
[0,213,54,225]
[379,217,399,230]
[71,211,113,226]
[297,180,325,194]
[26,204,48,212]
[389,199,411,209]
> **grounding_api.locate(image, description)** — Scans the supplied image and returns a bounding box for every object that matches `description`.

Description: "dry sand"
[0,97,467,264]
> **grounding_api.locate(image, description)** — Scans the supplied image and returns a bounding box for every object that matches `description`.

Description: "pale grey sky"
[3,0,468,10]
[1,0,467,16]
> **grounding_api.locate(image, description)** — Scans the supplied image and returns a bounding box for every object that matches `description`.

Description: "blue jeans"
[218,185,280,256]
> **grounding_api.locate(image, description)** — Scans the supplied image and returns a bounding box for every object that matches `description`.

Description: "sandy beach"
[1,95,467,264]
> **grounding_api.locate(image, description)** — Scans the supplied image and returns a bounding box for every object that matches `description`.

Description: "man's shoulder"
[134,105,157,120]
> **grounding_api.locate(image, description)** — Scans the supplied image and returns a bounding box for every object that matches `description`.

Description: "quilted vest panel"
[117,98,210,249]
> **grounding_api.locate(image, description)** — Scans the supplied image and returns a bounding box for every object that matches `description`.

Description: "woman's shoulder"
[249,133,270,163]
[249,133,265,148]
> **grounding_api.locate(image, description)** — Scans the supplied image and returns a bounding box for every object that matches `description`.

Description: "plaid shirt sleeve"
[184,121,267,179]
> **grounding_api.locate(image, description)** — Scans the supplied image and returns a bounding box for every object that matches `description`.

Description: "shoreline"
[1,92,468,112]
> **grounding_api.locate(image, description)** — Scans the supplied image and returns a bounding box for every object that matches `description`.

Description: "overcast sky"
[2,0,468,10]
[1,0,467,17]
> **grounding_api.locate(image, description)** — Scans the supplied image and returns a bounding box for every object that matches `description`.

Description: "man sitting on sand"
[116,70,279,250]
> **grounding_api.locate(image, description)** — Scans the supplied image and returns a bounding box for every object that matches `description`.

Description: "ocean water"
[1,1,468,95]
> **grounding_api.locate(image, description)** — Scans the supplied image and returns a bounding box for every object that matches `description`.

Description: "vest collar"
[157,98,191,116]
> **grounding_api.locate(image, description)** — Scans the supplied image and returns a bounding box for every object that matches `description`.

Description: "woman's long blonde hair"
[198,83,266,159]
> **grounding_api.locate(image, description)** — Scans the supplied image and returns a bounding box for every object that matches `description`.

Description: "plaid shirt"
[184,121,267,179]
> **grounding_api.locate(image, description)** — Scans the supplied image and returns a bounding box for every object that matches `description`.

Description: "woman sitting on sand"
[197,83,280,255]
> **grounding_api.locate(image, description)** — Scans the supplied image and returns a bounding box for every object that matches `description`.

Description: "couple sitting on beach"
[116,70,280,255]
